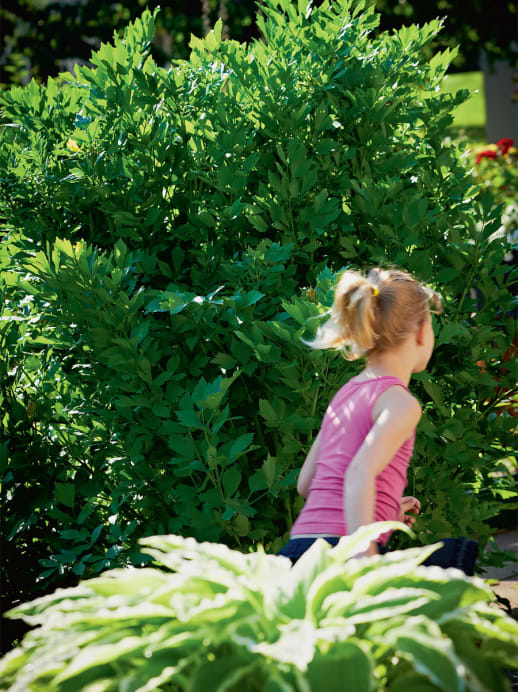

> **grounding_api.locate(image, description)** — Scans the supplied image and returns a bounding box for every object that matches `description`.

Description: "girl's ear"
[415,318,427,346]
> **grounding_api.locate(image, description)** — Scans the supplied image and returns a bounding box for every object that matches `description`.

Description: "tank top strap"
[347,376,414,429]
[372,375,411,394]
[348,375,411,394]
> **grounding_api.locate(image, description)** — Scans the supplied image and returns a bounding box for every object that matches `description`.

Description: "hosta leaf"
[53,635,147,684]
[305,562,354,622]
[306,641,374,692]
[321,587,439,623]
[388,672,444,692]
[252,620,317,670]
[277,538,335,619]
[439,605,518,665]
[442,633,510,692]
[139,534,258,576]
[190,658,260,692]
[376,616,467,692]
[87,568,170,597]
[351,565,493,618]
[331,522,414,563]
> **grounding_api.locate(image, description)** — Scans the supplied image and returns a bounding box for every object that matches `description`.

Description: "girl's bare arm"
[296,430,322,498]
[344,386,421,556]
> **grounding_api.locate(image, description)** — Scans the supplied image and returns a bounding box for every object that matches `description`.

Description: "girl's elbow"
[296,479,308,498]
[297,471,311,497]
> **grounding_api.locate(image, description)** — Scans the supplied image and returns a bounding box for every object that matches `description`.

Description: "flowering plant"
[497,138,514,156]
[472,138,518,243]
[475,149,497,164]
[471,137,518,416]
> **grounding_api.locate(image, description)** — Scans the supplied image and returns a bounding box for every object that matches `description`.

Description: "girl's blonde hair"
[308,267,442,360]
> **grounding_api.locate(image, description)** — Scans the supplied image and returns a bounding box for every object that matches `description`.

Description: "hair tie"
[371,286,379,297]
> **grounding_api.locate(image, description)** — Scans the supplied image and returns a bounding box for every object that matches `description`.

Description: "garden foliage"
[1,524,518,691]
[0,0,516,611]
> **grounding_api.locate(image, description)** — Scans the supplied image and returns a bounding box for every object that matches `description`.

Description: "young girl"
[278,267,478,573]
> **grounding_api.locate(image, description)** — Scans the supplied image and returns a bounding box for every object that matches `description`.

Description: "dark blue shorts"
[277,536,340,562]
[277,536,477,576]
[277,537,390,562]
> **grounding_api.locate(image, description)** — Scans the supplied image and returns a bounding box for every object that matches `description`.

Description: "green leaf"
[322,587,439,623]
[249,470,268,493]
[436,322,469,346]
[222,467,242,497]
[53,637,147,684]
[89,524,104,545]
[212,353,237,370]
[137,358,153,385]
[234,514,249,536]
[253,620,317,669]
[379,617,463,690]
[331,523,414,564]
[388,673,440,691]
[152,404,170,418]
[262,455,276,488]
[54,483,75,508]
[259,399,277,423]
[278,539,337,619]
[422,380,443,407]
[306,642,373,692]
[190,659,259,692]
[176,409,203,428]
[229,433,254,461]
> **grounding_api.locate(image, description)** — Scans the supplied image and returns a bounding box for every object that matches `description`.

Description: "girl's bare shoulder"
[372,385,422,427]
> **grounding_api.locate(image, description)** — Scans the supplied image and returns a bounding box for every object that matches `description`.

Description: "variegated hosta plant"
[2,523,517,691]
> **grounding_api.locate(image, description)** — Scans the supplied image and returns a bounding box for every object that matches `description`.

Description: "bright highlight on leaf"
[66,137,80,152]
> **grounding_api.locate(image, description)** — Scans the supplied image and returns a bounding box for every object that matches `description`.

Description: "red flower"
[497,138,514,155]
[476,149,498,164]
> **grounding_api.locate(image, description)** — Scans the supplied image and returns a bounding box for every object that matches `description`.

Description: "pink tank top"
[290,375,416,545]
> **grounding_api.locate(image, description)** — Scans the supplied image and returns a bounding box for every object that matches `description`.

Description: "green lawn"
[440,70,487,144]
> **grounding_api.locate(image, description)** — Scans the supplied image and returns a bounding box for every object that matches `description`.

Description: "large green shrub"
[1,0,516,609]
[1,524,517,691]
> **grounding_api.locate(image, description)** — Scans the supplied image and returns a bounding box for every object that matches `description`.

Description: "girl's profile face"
[413,309,435,373]
[422,309,435,366]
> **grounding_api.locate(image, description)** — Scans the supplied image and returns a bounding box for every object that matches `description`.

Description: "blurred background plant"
[1,0,517,89]
[470,137,518,421]
[472,139,518,228]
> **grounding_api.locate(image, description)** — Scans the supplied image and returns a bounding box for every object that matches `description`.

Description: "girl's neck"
[361,352,414,388]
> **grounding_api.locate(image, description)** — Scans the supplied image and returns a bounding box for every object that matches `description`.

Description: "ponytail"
[305,267,442,360]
